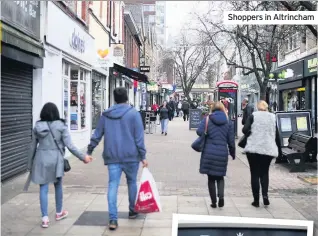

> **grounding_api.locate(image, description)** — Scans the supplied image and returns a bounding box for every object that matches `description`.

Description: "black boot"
[218,198,224,208]
[210,203,217,208]
[263,196,270,206]
[251,201,260,207]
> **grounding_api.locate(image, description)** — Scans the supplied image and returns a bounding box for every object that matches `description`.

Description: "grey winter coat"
[27,120,85,185]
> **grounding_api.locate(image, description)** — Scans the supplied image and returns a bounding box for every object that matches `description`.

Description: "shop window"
[70,67,88,130]
[62,61,70,126]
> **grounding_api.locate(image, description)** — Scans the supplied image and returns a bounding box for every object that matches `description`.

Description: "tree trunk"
[259,85,267,100]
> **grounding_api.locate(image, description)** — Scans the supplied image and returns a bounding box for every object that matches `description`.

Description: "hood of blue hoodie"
[209,110,228,126]
[103,104,133,119]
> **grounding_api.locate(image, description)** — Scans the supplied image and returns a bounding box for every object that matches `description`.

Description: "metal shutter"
[1,58,33,181]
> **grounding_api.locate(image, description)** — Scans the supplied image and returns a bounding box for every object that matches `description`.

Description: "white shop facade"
[38,2,95,151]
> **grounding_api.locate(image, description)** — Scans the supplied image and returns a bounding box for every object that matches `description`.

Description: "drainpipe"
[109,1,112,47]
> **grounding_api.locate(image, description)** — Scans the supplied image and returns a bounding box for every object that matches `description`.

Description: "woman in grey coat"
[27,102,92,228]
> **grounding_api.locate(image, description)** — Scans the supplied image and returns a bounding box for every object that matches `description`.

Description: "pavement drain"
[74,211,146,226]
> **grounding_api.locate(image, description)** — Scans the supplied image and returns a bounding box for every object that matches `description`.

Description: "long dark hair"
[40,102,65,122]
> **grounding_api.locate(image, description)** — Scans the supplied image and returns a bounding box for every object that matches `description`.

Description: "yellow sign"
[308,58,317,73]
[296,117,308,131]
[297,87,305,92]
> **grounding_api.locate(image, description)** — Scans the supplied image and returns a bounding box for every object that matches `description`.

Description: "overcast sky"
[165,1,211,43]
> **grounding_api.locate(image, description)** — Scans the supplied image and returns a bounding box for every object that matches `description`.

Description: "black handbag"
[191,116,209,152]
[238,131,251,148]
[47,122,71,172]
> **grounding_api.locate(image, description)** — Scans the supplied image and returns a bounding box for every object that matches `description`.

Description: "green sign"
[308,58,317,73]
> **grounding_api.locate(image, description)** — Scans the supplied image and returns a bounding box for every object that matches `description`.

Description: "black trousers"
[183,110,189,121]
[208,175,224,203]
[246,153,273,201]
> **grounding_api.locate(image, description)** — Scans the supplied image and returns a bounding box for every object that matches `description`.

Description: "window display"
[92,72,103,129]
[70,80,78,130]
[69,68,87,130]
[282,88,305,111]
[63,79,69,124]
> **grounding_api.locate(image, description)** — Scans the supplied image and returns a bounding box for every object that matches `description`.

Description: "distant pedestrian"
[151,102,159,116]
[26,102,92,228]
[242,98,254,125]
[86,87,148,231]
[243,100,282,208]
[191,99,198,109]
[181,100,190,121]
[159,101,170,136]
[196,102,235,208]
[168,97,176,121]
[177,101,182,117]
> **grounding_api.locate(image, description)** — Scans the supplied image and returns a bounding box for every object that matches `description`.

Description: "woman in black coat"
[196,102,236,208]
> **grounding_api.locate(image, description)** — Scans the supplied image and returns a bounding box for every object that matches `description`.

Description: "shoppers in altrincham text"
[26,102,92,228]
[86,87,148,231]
[181,100,190,121]
[159,101,170,136]
[243,100,282,208]
[196,102,235,208]
[242,98,254,125]
[168,97,176,121]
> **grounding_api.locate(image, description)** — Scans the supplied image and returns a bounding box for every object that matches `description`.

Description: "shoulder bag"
[47,122,71,172]
[238,130,251,148]
[191,116,209,152]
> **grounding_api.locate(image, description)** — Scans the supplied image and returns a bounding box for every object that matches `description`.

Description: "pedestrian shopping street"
[1,117,318,236]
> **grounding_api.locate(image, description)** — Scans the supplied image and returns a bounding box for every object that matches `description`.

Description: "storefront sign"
[275,60,303,82]
[70,29,85,53]
[140,66,150,73]
[304,54,317,77]
[96,48,113,68]
[46,1,94,65]
[1,1,40,39]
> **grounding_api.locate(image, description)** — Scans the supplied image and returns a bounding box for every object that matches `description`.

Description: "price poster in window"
[296,117,308,131]
[70,113,78,130]
[280,118,292,132]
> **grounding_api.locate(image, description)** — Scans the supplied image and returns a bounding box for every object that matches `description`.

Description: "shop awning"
[113,63,149,83]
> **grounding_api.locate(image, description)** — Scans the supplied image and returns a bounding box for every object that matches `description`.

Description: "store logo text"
[70,29,85,53]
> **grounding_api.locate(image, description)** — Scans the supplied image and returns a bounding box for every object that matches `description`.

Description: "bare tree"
[278,1,317,37]
[173,34,214,101]
[197,1,298,100]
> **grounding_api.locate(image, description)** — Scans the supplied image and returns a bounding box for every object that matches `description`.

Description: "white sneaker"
[42,216,49,228]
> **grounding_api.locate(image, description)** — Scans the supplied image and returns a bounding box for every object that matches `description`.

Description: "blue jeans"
[160,118,169,133]
[40,178,63,217]
[107,162,139,220]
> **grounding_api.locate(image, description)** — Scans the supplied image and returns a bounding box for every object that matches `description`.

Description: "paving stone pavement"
[1,117,318,235]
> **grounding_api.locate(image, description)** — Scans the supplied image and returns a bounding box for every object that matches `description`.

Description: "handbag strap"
[47,122,64,156]
[204,116,209,134]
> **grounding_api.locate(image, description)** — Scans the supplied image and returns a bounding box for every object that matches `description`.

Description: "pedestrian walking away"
[26,102,92,228]
[243,100,282,208]
[86,87,148,231]
[168,97,176,121]
[181,100,190,121]
[177,101,182,117]
[159,101,170,136]
[196,102,235,208]
[242,98,254,125]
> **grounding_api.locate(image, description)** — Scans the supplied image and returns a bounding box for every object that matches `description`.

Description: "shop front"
[111,63,149,109]
[275,59,305,111]
[1,1,44,181]
[43,1,95,151]
[90,10,111,129]
[304,54,318,133]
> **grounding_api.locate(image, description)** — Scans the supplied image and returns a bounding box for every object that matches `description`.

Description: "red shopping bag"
[134,168,162,213]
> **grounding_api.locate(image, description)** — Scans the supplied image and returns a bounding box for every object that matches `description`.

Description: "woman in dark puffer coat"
[196,102,236,208]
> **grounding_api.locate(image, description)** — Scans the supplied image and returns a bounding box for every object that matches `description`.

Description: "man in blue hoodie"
[86,87,148,231]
